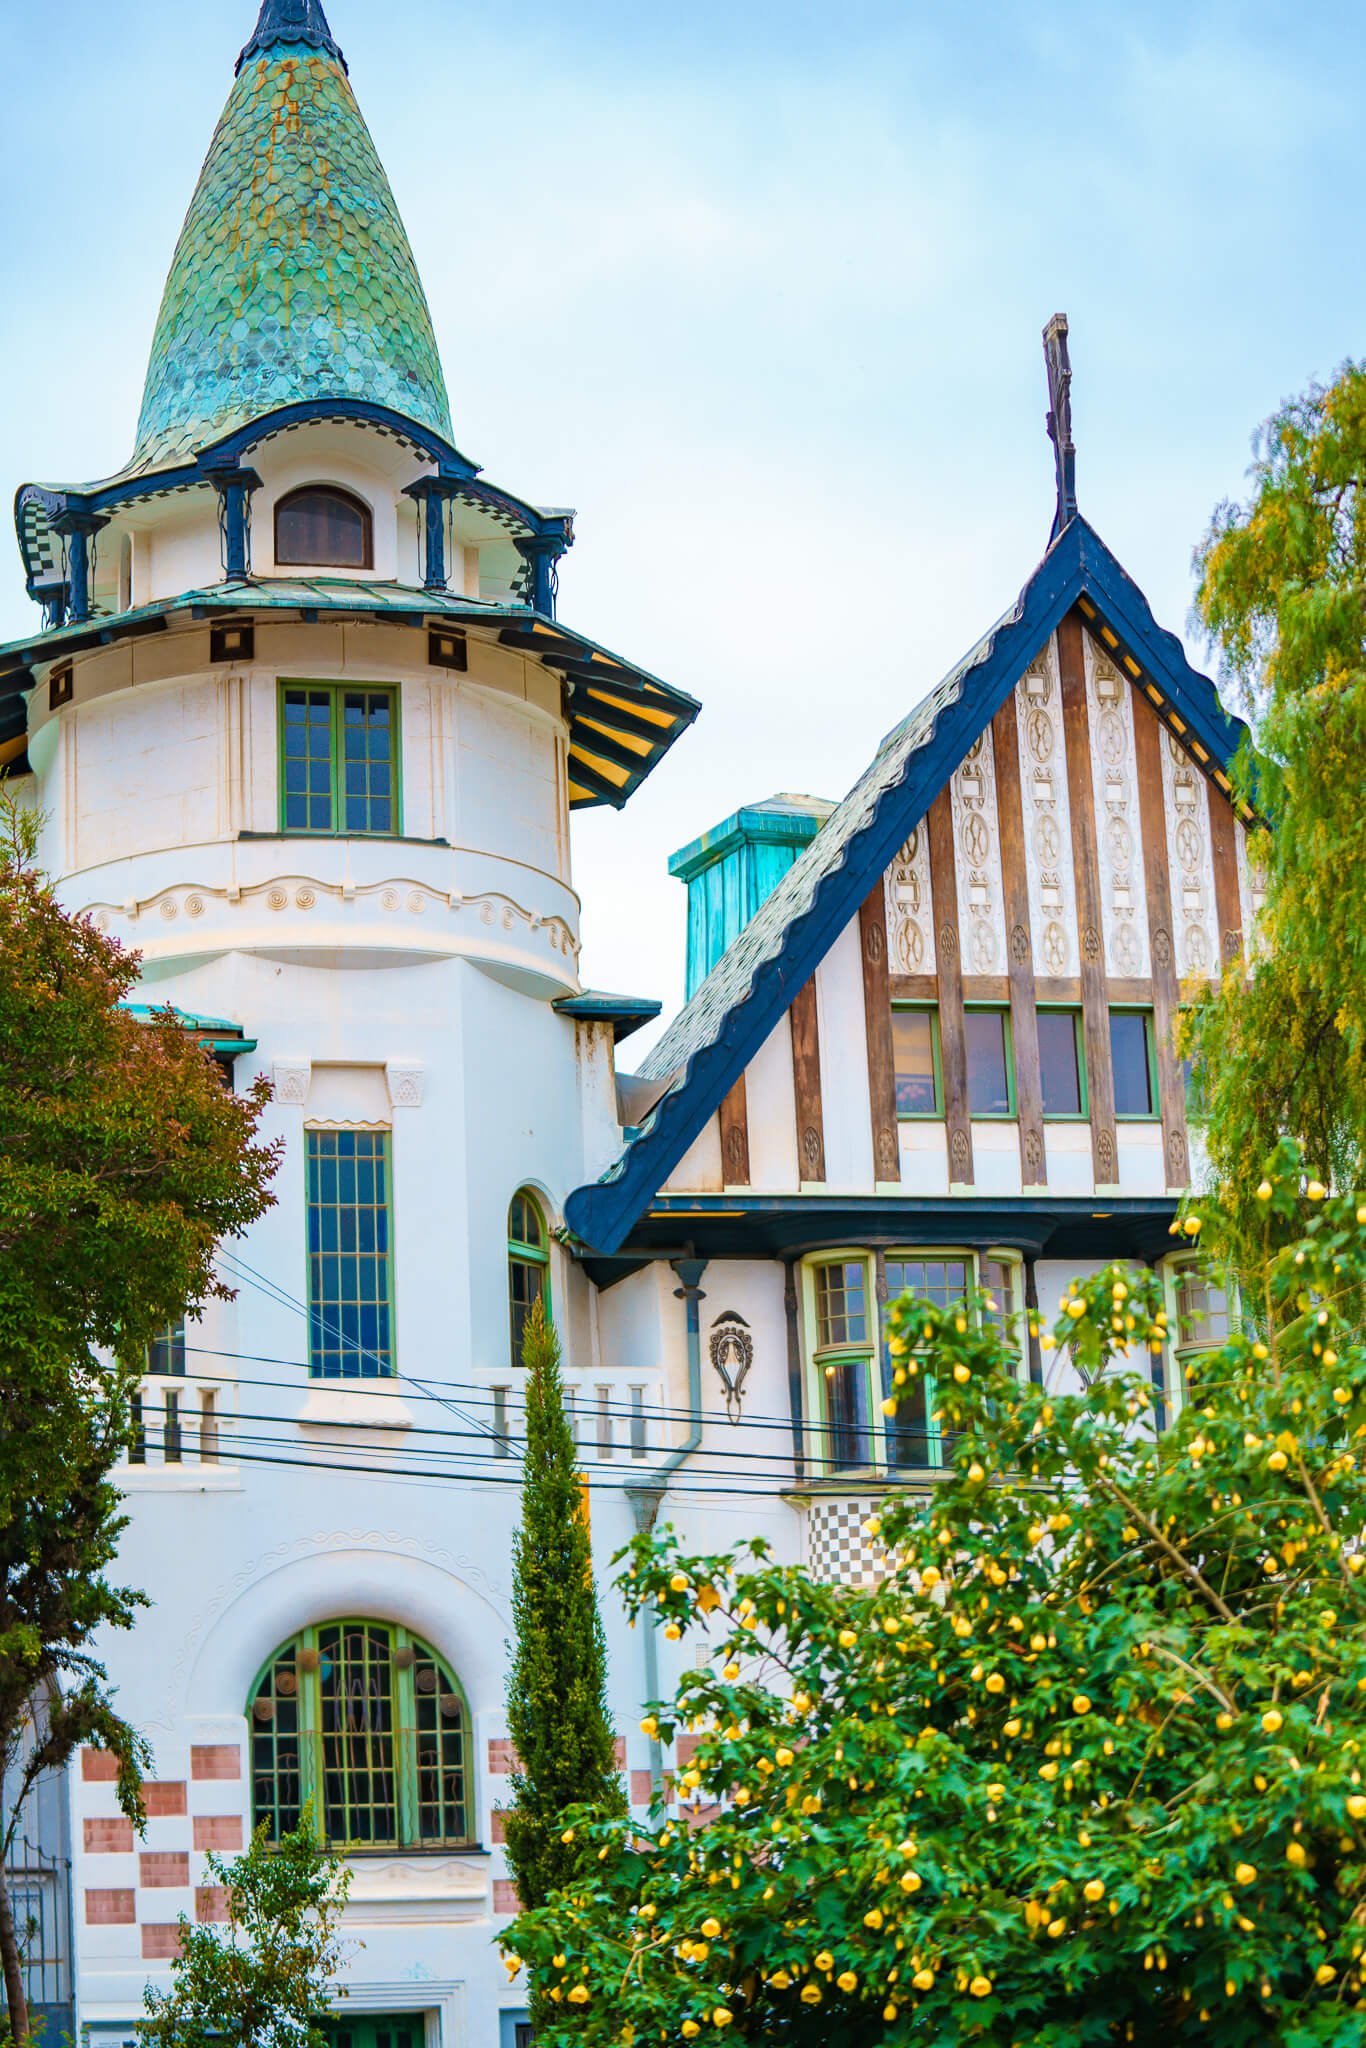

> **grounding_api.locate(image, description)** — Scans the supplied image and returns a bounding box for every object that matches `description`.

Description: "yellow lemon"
[953,1363,971,1384]
[664,1623,683,1641]
[1256,1180,1273,1202]
[1235,1862,1257,1886]
[1346,1795,1366,1821]
[1316,1964,1336,1985]
[1072,1695,1092,1716]
[1066,1299,1087,1320]
[969,1976,993,1998]
[567,1986,589,2004]
[838,1629,857,1649]
[912,1968,935,1990]
[899,1869,922,1893]
[1307,1181,1326,1203]
[1286,1841,1307,1867]
[640,1716,658,1737]
[863,1909,884,1930]
[1262,1709,1284,1734]
[1084,1880,1105,1903]
[701,1917,721,1939]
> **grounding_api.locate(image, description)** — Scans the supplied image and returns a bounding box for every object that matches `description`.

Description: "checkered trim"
[804,1498,888,1587]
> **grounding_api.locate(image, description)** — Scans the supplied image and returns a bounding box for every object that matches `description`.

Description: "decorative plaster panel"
[884,822,936,977]
[1160,729,1217,979]
[949,728,1008,974]
[1014,641,1078,976]
[1084,639,1149,977]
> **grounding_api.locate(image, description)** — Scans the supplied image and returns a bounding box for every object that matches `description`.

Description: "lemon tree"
[503,1156,1366,2044]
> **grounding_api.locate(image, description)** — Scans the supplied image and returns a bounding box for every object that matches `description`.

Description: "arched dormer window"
[249,1621,471,1850]
[508,1190,550,1368]
[274,486,374,570]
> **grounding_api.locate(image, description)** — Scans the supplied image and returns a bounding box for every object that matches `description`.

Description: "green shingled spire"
[128,8,453,476]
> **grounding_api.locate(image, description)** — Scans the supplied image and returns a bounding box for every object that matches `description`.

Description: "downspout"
[626,1255,708,1795]
[1024,1258,1045,1386]
[783,1255,806,1481]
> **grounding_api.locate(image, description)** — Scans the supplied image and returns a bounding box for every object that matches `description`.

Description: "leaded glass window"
[1111,1010,1157,1117]
[508,1190,549,1369]
[306,1129,394,1379]
[280,683,398,837]
[249,1622,470,1851]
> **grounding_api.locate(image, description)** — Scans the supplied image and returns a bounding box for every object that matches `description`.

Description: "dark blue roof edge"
[565,517,1251,1256]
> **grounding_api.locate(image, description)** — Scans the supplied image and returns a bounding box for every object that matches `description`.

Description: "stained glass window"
[306,1129,394,1379]
[249,1622,470,1851]
[281,684,398,837]
[275,486,373,569]
[508,1191,549,1369]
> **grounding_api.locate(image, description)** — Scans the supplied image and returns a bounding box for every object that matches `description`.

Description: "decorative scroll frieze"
[884,823,936,977]
[949,730,1007,975]
[82,876,581,960]
[1014,642,1078,978]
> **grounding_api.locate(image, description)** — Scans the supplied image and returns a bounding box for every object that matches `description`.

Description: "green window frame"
[508,1190,550,1369]
[892,1003,943,1118]
[279,681,401,837]
[964,1005,1016,1118]
[1037,1005,1090,1120]
[306,1129,395,1379]
[249,1621,472,1851]
[1164,1254,1236,1407]
[803,1250,1025,1476]
[1110,1008,1160,1120]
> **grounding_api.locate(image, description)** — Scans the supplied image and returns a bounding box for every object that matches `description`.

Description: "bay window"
[804,1249,1025,1476]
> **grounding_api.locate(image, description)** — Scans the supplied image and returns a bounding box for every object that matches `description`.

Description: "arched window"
[508,1190,549,1368]
[249,1621,470,1850]
[274,486,374,569]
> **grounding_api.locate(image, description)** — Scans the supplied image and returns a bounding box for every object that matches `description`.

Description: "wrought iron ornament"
[709,1312,754,1424]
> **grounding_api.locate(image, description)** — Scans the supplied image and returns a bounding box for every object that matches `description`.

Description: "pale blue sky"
[3,1,1362,1038]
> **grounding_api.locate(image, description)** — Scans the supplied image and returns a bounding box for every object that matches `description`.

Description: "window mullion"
[395,1626,416,1847]
[330,687,343,837]
[300,1627,320,1832]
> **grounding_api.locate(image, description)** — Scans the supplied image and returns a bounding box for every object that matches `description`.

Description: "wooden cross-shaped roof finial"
[1043,312,1077,538]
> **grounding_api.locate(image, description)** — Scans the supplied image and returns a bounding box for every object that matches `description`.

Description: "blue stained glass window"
[306,1129,394,1378]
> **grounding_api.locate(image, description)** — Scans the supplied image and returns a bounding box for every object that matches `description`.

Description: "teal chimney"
[669,794,834,998]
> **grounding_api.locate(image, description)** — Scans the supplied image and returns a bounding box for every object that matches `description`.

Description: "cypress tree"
[504,1294,625,2005]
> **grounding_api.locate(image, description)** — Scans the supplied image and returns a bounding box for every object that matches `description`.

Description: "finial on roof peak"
[1043,312,1077,539]
[237,0,346,74]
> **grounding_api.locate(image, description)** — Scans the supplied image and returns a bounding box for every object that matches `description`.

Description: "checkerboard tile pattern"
[804,1498,889,1587]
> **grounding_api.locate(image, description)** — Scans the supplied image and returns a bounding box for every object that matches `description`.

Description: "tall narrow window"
[249,1622,470,1850]
[199,1389,220,1464]
[274,486,373,569]
[163,1390,183,1465]
[892,1006,940,1115]
[630,1386,648,1460]
[508,1191,550,1369]
[306,1129,394,1378]
[812,1259,874,1470]
[492,1386,511,1459]
[280,683,398,837]
[1038,1009,1085,1117]
[596,1387,615,1459]
[964,1009,1013,1115]
[129,1392,146,1466]
[881,1256,970,1469]
[1111,1011,1157,1117]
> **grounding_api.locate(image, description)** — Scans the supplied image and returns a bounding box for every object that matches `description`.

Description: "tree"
[503,1157,1366,2044]
[1189,362,1366,1255]
[0,799,279,2042]
[141,1813,351,2048]
[504,1295,627,2025]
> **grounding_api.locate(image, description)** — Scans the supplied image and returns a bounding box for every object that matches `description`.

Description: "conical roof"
[127,0,453,476]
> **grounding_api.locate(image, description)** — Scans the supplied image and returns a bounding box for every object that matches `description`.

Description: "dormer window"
[274,485,373,570]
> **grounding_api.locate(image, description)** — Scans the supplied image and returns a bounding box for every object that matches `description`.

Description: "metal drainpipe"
[625,1255,708,1794]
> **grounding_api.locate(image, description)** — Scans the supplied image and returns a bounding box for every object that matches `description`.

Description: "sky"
[3,0,1363,1054]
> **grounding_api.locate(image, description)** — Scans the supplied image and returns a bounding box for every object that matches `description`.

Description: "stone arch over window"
[274,485,374,569]
[248,1620,471,1850]
[508,1189,550,1368]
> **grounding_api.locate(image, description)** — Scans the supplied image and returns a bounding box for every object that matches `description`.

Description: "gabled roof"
[564,514,1252,1255]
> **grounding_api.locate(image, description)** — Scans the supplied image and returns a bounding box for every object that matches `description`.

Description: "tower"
[0,6,708,2042]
